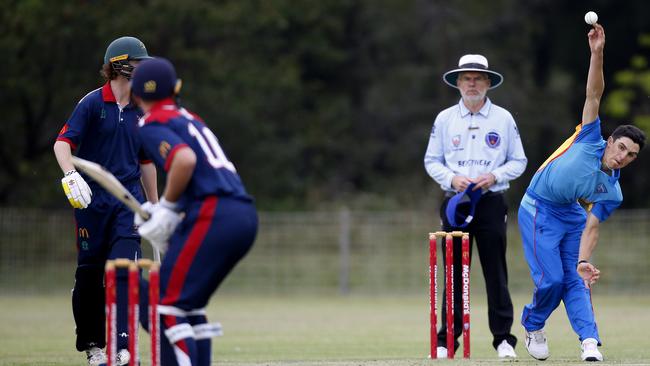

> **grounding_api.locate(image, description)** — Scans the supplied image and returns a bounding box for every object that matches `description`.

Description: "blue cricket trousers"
[518,192,600,343]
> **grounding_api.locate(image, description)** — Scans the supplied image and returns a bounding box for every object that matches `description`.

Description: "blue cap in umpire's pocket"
[445,183,483,228]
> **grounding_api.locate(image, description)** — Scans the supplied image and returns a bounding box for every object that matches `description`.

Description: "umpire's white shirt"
[424,98,527,192]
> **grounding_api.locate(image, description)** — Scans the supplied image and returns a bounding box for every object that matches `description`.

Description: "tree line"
[1,0,648,210]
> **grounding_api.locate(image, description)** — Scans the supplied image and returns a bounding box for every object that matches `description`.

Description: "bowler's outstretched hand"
[588,23,605,54]
[577,262,601,287]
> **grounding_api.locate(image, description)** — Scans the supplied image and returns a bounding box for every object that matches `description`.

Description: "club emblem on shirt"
[485,131,501,148]
[452,134,461,147]
[159,141,171,159]
[595,183,607,194]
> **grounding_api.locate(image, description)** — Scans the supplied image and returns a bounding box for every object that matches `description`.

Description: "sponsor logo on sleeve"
[595,183,607,194]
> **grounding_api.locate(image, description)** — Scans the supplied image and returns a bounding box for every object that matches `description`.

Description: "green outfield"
[1,294,648,366]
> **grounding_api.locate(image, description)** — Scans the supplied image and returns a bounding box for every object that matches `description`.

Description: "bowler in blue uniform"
[518,24,645,362]
[54,36,158,366]
[130,57,258,366]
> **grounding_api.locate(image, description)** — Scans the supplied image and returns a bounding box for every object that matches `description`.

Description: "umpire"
[424,54,527,359]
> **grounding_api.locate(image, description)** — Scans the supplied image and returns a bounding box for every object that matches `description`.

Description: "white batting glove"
[134,201,158,226]
[137,198,182,254]
[61,170,92,209]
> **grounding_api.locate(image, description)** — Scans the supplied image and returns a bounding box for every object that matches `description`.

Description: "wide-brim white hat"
[443,54,503,90]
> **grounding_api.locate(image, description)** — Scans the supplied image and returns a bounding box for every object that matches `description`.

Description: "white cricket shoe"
[436,346,448,359]
[497,339,517,359]
[525,329,549,360]
[581,338,603,362]
[85,346,107,366]
[116,349,131,365]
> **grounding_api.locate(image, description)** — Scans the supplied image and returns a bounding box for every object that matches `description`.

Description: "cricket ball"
[584,11,598,25]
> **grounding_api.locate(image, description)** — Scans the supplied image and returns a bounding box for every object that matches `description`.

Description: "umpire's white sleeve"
[424,118,456,191]
[490,117,527,184]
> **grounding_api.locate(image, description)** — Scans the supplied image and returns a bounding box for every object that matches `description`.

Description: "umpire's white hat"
[443,54,503,90]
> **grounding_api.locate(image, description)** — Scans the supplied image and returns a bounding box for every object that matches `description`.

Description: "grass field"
[1,294,649,366]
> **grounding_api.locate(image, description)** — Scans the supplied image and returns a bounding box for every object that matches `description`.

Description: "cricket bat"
[71,156,160,262]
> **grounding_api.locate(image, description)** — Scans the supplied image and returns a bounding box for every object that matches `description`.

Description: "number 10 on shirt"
[187,121,236,172]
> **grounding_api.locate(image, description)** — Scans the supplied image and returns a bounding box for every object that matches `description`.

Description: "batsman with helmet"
[54,36,158,365]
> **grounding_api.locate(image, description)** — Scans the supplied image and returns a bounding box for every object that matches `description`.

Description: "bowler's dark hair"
[611,125,646,150]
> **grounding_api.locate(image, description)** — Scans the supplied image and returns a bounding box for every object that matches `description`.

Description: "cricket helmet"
[104,36,152,79]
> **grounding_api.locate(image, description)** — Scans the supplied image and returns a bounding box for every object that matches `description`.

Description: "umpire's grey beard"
[460,90,487,104]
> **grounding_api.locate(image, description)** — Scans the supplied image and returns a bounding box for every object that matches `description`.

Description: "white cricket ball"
[584,11,598,25]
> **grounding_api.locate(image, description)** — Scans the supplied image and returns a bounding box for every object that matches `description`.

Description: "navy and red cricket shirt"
[57,82,151,187]
[137,98,251,211]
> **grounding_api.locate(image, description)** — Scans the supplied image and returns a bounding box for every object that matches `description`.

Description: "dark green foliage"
[1,0,649,209]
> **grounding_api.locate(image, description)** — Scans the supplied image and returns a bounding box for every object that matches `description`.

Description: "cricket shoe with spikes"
[497,339,517,359]
[525,329,549,360]
[116,349,131,365]
[85,346,107,366]
[581,338,603,362]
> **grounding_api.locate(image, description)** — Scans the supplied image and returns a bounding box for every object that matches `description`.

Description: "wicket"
[428,231,470,359]
[105,258,160,366]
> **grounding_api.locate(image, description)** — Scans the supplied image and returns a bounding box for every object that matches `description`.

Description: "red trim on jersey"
[161,196,218,306]
[101,82,117,103]
[143,98,179,124]
[58,124,69,135]
[56,137,77,150]
[139,159,153,164]
[164,144,190,172]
